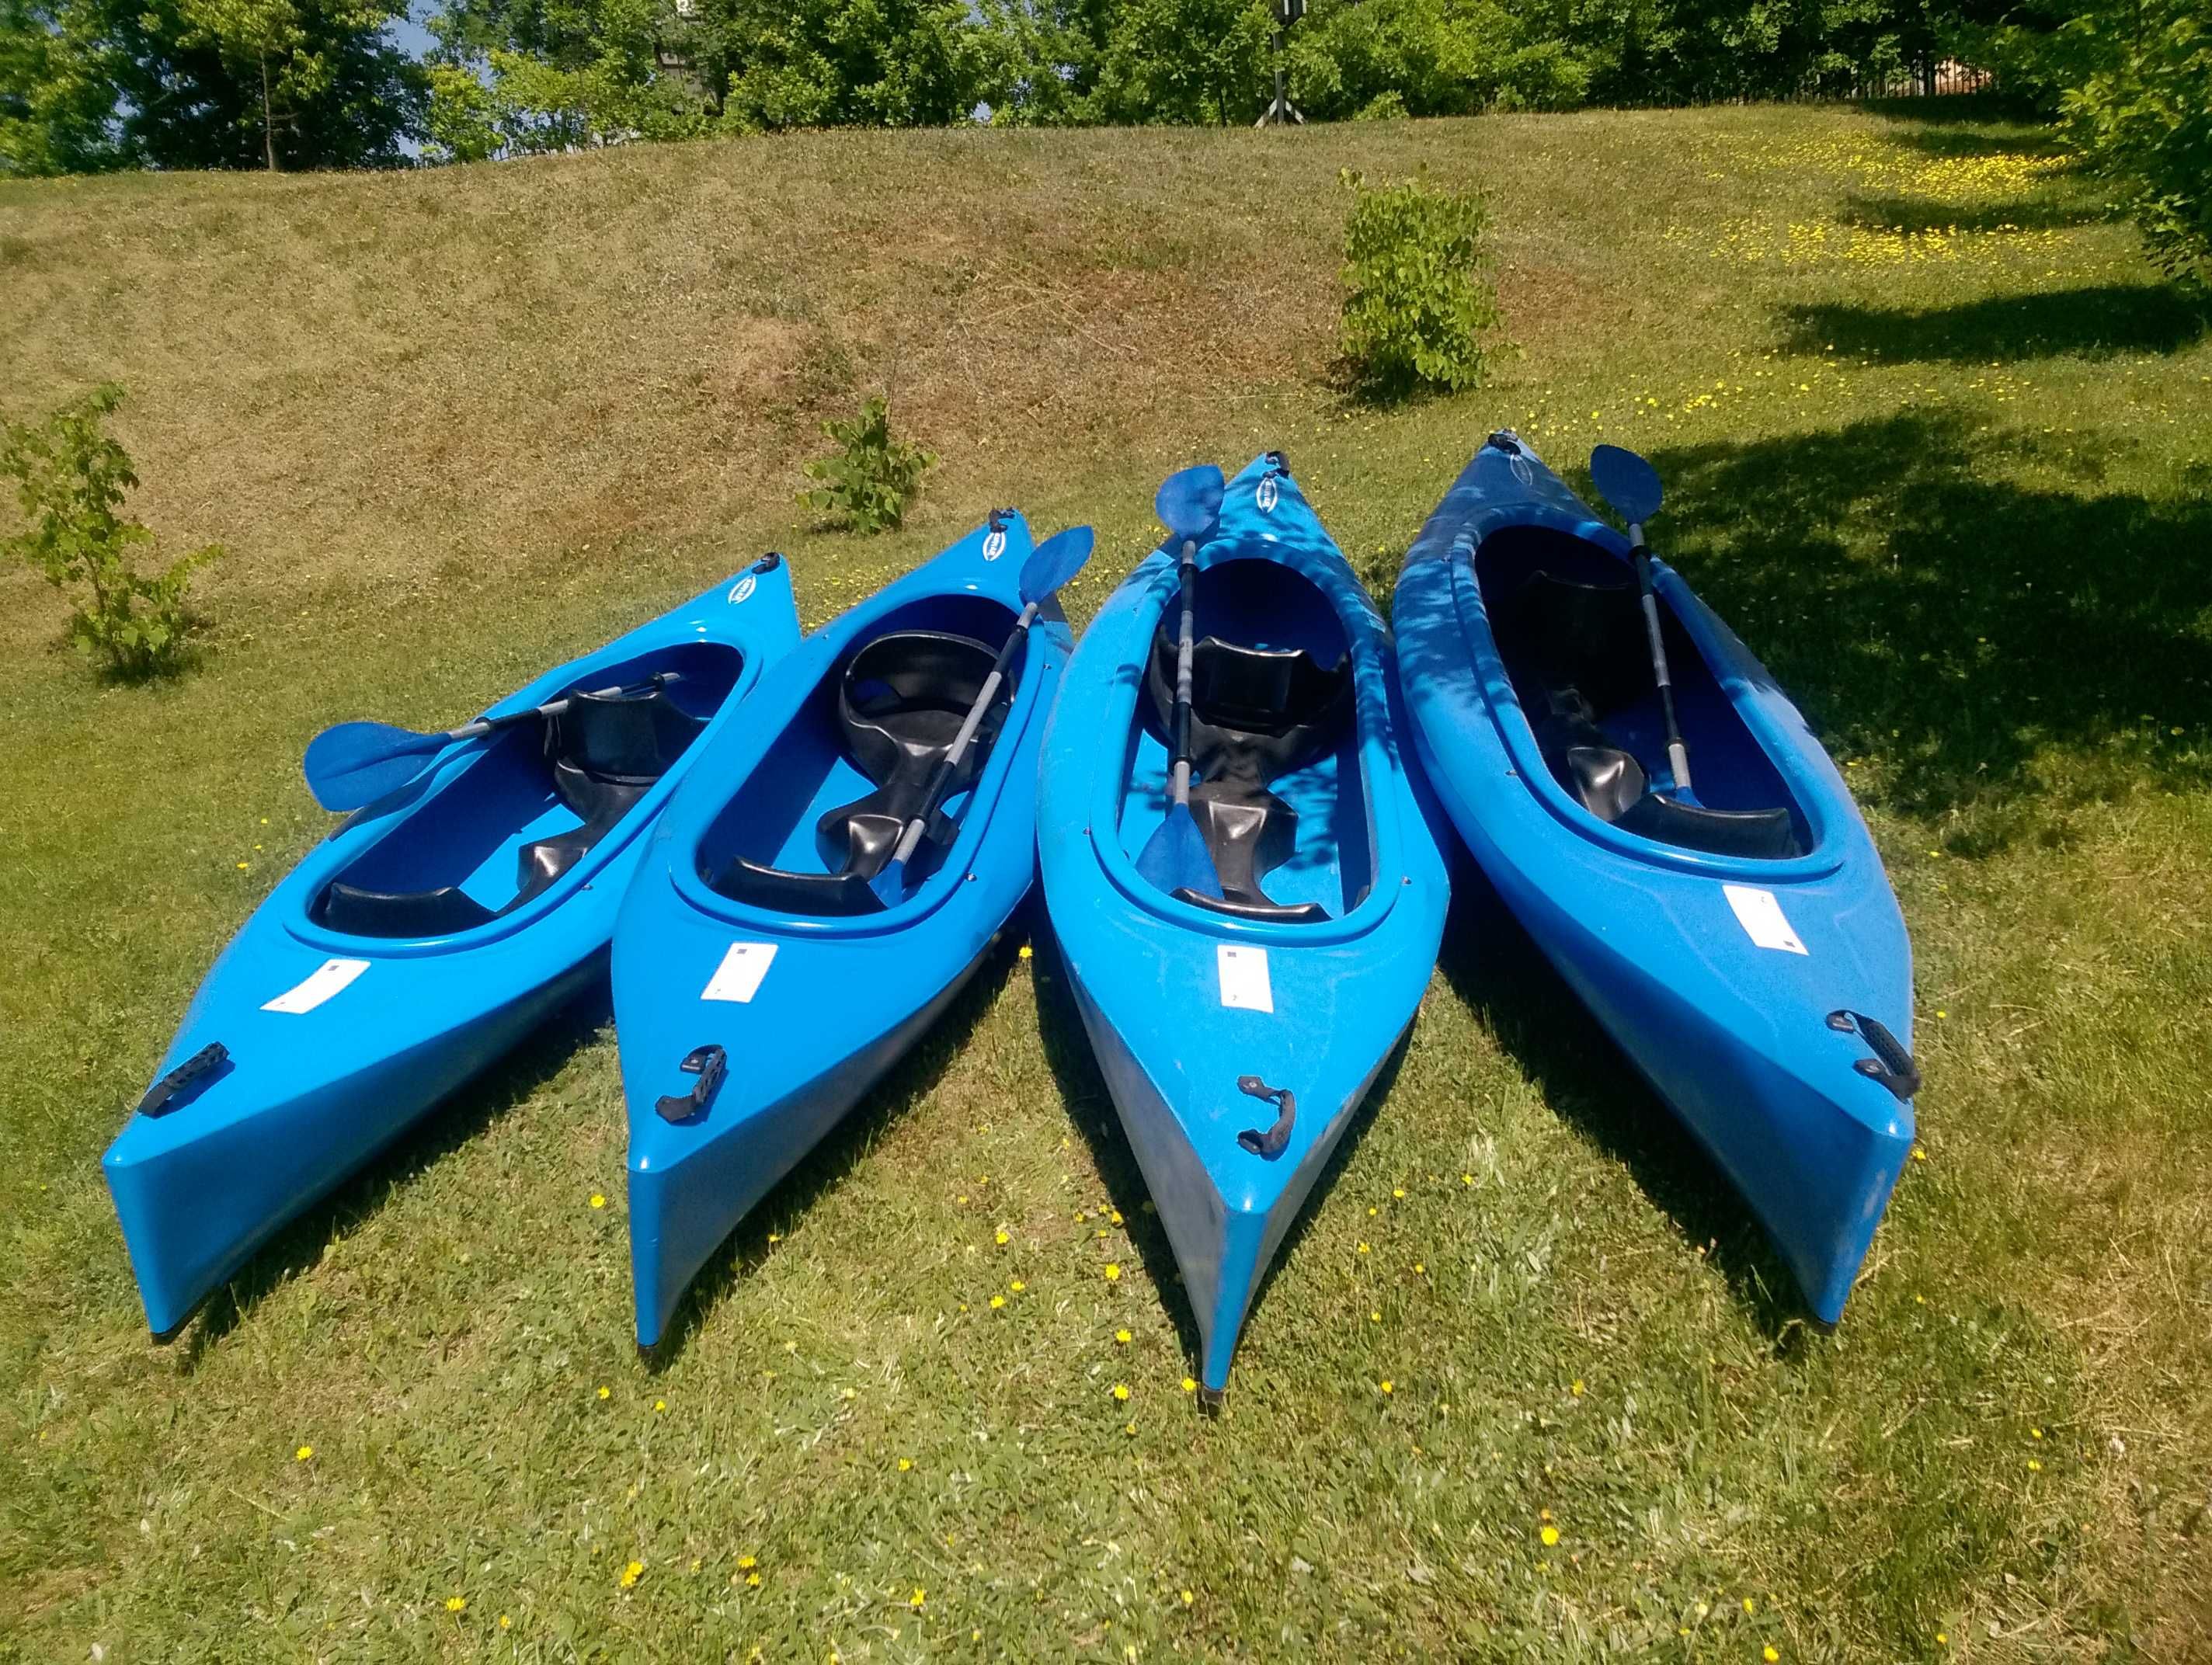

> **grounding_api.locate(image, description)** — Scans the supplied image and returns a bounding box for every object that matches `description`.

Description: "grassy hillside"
[5,104,2210,1661]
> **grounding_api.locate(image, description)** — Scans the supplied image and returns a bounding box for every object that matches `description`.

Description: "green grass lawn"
[5,100,2210,1661]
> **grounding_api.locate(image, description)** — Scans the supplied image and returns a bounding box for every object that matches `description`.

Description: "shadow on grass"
[642,922,1024,1368]
[1780,284,2208,363]
[1836,193,2104,235]
[179,975,613,1364]
[1031,909,1409,1390]
[1638,411,2212,836]
[1862,109,2067,155]
[1431,866,1814,1345]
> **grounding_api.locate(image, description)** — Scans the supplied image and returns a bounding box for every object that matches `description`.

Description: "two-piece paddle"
[1590,443,1693,796]
[302,672,683,812]
[1132,464,1227,899]
[866,526,1096,909]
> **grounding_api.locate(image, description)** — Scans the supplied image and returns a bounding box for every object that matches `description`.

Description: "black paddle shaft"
[1167,543,1200,798]
[907,614,1033,832]
[1629,529,1693,791]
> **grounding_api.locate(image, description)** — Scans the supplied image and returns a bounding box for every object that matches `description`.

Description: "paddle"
[302,672,681,812]
[1590,444,1693,796]
[1133,464,1227,901]
[866,526,1097,909]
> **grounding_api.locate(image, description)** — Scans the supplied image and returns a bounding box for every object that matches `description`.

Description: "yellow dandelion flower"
[1017,944,1033,961]
[1743,1597,1755,1614]
[1182,1377,1198,1393]
[1414,1263,1425,1274]
[1115,1328,1132,1344]
[1181,1587,1195,1604]
[767,1232,781,1243]
[898,1457,913,1472]
[1570,1379,1584,1397]
[596,1385,610,1401]
[1357,1242,1370,1255]
[1108,1209,1124,1226]
[1009,1278,1025,1293]
[621,1560,645,1590]
[1765,1649,1780,1663]
[589,1193,606,1209]
[2029,1427,2043,1439]
[1461,1173,1473,1185]
[1111,1382,1132,1401]
[499,1615,510,1629]
[446,1596,467,1613]
[1911,1146,1928,1162]
[1369,1310,1381,1323]
[994,1229,1010,1246]
[1379,1379,1394,1395]
[746,1571,761,1587]
[738,1556,757,1570]
[909,1587,927,1609]
[1392,1187,1406,1199]
[1539,1526,1560,1547]
[989,1293,1005,1309]
[1104,1263,1122,1281]
[2027,1458,2042,1472]
[653,1399,666,1413]
[1936,1633,1948,1646]
[294,1444,313,1461]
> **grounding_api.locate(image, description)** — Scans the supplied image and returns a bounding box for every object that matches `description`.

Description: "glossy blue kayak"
[617,513,1069,1347]
[1393,433,1917,1324]
[1038,455,1449,1396]
[104,560,803,1337]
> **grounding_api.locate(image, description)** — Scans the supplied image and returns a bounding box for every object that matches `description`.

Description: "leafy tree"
[1,0,120,174]
[2057,0,2210,284]
[1093,0,1271,124]
[1286,0,1591,119]
[424,0,710,157]
[709,0,992,130]
[976,0,1115,124]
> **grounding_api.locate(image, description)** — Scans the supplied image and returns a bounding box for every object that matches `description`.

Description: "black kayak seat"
[317,681,704,938]
[1144,629,1351,922]
[1511,570,1802,861]
[711,631,1010,918]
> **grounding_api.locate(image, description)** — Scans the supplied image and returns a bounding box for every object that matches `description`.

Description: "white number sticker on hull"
[1723,885,1808,955]
[263,958,371,1014]
[1216,944,1274,1012]
[702,941,777,1003]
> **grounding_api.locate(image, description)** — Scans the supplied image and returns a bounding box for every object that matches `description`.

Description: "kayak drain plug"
[656,1045,728,1124]
[1235,1076,1296,1160]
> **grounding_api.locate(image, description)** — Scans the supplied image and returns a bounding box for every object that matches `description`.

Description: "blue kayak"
[104,560,803,1338]
[1038,455,1449,1396]
[617,513,1070,1347]
[1393,433,1918,1324]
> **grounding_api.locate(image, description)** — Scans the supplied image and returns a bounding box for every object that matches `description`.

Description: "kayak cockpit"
[1120,556,1371,920]
[1476,523,1809,860]
[696,593,1023,919]
[311,641,742,939]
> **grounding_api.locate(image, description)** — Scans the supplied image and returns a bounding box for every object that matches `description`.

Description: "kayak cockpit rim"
[283,631,755,958]
[666,572,1058,940]
[1083,532,1416,946]
[1447,502,1848,884]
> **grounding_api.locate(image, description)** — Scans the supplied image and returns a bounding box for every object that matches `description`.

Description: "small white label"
[701,941,777,1003]
[1216,944,1274,1012]
[1723,885,1807,955]
[727,574,757,605]
[1256,475,1281,513]
[982,527,1008,561]
[262,958,370,1014]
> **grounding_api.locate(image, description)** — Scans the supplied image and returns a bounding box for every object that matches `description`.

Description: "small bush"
[800,395,937,534]
[1353,90,1410,121]
[1339,169,1504,402]
[2,384,219,681]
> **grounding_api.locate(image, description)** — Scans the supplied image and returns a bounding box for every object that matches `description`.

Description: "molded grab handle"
[656,1044,728,1123]
[135,1041,229,1118]
[1236,1075,1296,1159]
[1827,1010,1921,1102]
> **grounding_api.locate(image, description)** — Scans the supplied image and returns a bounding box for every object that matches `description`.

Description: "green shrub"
[2059,0,2211,287]
[1353,90,1409,120]
[1,384,219,681]
[800,395,937,534]
[1338,169,1503,402]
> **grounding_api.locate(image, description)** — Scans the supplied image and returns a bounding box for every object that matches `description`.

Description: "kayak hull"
[617,514,1066,1347]
[1040,456,1449,1392]
[103,564,802,1337]
[1393,435,1915,1323]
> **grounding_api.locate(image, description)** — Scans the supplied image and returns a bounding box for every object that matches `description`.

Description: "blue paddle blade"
[302,720,447,812]
[1021,525,1094,606]
[1590,444,1663,525]
[1134,803,1223,900]
[1154,465,1226,544]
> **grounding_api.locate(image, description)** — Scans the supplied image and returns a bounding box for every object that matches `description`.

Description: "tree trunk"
[261,56,277,171]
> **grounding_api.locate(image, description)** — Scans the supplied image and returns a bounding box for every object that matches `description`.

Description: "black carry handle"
[1236,1075,1296,1159]
[135,1041,229,1118]
[1827,1010,1921,1102]
[656,1044,728,1123]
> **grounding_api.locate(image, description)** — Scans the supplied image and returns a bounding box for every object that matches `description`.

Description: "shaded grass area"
[5,103,2212,1660]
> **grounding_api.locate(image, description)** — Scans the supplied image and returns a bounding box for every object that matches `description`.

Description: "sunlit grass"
[3,100,2210,1659]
